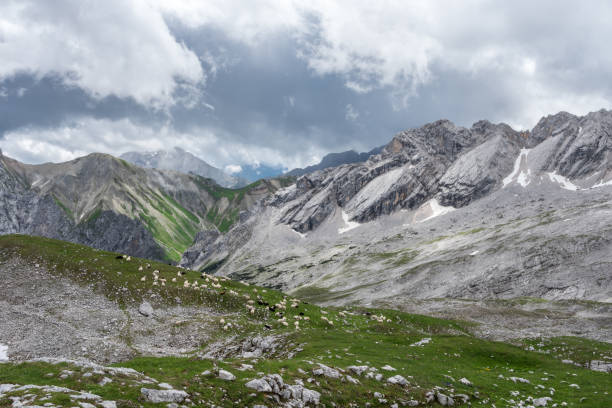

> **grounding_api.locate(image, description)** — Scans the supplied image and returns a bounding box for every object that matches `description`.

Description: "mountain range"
[180,109,612,314]
[0,151,289,262]
[1,109,611,309]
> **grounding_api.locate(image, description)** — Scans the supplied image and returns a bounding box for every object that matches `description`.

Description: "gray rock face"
[438,121,522,207]
[140,388,188,403]
[529,110,612,180]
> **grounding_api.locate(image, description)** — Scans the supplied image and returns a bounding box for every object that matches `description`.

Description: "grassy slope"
[0,234,610,407]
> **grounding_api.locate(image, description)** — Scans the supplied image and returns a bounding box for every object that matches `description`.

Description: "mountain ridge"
[285,146,384,177]
[0,151,284,262]
[180,109,612,310]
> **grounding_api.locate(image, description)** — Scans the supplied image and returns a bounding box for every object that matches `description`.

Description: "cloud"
[224,164,242,174]
[2,1,612,170]
[0,117,325,170]
[345,104,359,122]
[154,0,612,122]
[0,0,204,108]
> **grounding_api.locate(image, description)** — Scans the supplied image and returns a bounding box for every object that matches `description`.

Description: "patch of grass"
[83,207,102,224]
[521,336,612,367]
[52,194,73,219]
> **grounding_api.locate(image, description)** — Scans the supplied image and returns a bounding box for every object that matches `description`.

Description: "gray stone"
[312,363,341,379]
[217,369,235,381]
[387,375,408,386]
[141,388,188,403]
[138,302,154,317]
[245,379,272,393]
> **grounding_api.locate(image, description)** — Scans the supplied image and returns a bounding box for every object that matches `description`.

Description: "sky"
[1,0,611,175]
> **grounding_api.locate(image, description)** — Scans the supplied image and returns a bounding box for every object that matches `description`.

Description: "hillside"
[0,234,610,407]
[0,152,283,262]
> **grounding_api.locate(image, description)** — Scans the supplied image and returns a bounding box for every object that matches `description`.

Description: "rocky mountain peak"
[120,147,248,188]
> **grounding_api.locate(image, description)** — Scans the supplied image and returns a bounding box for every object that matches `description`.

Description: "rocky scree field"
[0,235,610,407]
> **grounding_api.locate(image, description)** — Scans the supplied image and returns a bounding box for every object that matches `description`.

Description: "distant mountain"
[285,146,383,177]
[120,147,249,188]
[0,151,281,262]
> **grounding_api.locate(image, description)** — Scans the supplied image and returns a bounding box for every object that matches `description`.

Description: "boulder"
[140,388,188,403]
[138,301,154,317]
[387,375,408,386]
[245,378,273,393]
[312,363,341,379]
[218,369,236,381]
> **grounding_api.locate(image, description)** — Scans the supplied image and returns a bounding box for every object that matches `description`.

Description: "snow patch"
[338,210,360,234]
[516,169,531,187]
[291,227,307,239]
[547,172,579,191]
[0,344,8,362]
[417,199,455,223]
[503,149,531,187]
[591,178,612,189]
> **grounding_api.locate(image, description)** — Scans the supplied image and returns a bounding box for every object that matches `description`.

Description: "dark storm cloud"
[0,74,160,137]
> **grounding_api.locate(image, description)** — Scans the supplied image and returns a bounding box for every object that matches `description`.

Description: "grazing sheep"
[140,276,146,282]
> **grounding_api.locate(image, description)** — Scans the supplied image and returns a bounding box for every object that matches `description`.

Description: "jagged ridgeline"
[180,110,612,312]
[0,150,293,262]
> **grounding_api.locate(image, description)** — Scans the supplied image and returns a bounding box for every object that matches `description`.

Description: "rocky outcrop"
[245,374,321,406]
[437,121,522,207]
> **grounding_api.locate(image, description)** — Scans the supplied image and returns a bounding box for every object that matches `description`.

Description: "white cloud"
[153,0,612,125]
[345,104,359,121]
[0,0,204,108]
[0,117,325,170]
[224,164,242,174]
